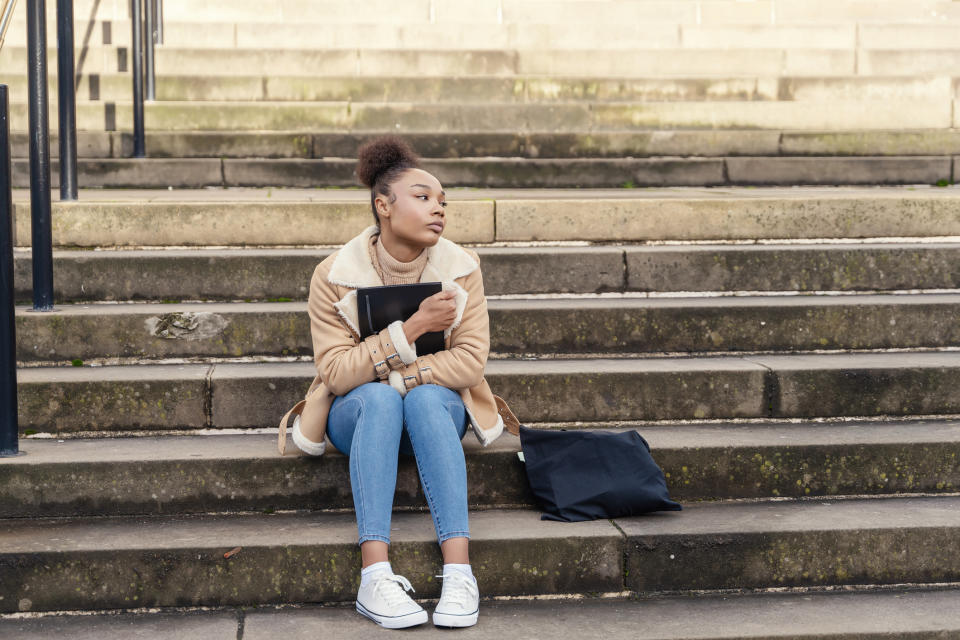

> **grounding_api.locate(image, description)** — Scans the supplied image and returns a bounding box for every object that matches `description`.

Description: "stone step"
[0,46,910,79]
[5,420,960,518]
[14,353,960,433]
[6,589,960,639]
[0,20,234,49]
[5,74,955,105]
[3,496,960,612]
[147,0,960,25]
[8,22,960,53]
[12,155,955,189]
[14,243,960,303]
[9,129,960,161]
[10,0,960,27]
[131,47,960,78]
[0,46,127,75]
[12,188,960,246]
[9,73,960,107]
[6,99,955,133]
[14,294,960,364]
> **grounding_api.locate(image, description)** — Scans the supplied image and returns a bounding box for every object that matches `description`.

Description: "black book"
[357,282,446,356]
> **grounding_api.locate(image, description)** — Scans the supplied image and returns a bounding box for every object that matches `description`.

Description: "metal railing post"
[0,84,20,457]
[27,0,55,311]
[145,0,155,100]
[131,0,145,157]
[0,0,18,50]
[57,0,79,200]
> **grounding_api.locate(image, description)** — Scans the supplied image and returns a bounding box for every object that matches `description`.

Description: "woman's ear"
[375,193,391,220]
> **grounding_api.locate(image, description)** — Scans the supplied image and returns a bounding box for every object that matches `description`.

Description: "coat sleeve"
[397,257,489,392]
[308,263,408,396]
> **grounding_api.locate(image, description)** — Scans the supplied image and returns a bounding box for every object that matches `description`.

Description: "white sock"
[443,563,475,582]
[360,561,392,588]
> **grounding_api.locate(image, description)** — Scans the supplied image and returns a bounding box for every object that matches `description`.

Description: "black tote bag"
[519,425,682,522]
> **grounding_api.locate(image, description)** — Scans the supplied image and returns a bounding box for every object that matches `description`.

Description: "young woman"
[277,136,519,629]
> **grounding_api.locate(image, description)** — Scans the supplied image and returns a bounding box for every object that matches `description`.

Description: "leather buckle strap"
[364,335,390,379]
[416,358,434,386]
[380,333,403,371]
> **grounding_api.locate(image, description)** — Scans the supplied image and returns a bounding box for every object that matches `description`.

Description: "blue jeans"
[326,382,470,546]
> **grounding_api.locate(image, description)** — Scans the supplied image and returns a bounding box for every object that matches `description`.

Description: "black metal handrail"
[57,0,78,200]
[27,0,55,312]
[0,0,16,49]
[0,83,20,457]
[131,0,161,155]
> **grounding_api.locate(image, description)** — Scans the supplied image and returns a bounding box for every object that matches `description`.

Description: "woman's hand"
[403,290,457,343]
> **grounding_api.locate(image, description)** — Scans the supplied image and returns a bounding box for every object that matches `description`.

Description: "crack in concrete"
[741,356,781,419]
[204,364,216,428]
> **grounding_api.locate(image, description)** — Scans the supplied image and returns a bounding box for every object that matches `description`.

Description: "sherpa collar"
[328,225,479,339]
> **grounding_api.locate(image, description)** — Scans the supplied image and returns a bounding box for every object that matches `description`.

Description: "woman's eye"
[440,201,447,207]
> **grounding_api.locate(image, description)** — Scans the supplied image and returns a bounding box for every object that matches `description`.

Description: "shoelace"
[435,572,478,609]
[373,573,417,608]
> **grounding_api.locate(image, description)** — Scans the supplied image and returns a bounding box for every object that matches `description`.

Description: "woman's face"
[376,168,447,248]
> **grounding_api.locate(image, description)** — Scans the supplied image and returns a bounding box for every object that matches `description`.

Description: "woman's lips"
[427,223,444,233]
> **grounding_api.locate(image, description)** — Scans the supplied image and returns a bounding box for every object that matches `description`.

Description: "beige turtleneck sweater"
[369,234,431,285]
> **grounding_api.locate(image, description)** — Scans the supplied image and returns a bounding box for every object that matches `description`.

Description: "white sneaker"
[432,571,479,628]
[356,572,428,629]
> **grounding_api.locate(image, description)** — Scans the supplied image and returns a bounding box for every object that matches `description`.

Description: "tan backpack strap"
[277,399,307,456]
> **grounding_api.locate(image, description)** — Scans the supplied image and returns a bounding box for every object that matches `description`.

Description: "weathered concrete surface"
[12,159,224,189]
[12,200,495,247]
[12,247,624,302]
[223,157,726,189]
[0,610,239,640]
[753,352,960,418]
[494,193,960,241]
[14,188,960,245]
[6,590,960,639]
[589,100,949,130]
[16,295,960,362]
[241,589,960,639]
[17,352,960,431]
[221,158,356,188]
[781,130,960,156]
[425,158,726,188]
[4,420,960,517]
[15,302,314,362]
[8,131,113,159]
[626,243,960,292]
[0,432,531,518]
[156,48,519,78]
[119,131,315,159]
[726,156,951,186]
[210,359,769,428]
[622,496,960,591]
[0,510,622,612]
[16,365,208,433]
[14,128,960,160]
[488,294,960,354]
[15,243,960,302]
[14,156,944,189]
[12,249,334,303]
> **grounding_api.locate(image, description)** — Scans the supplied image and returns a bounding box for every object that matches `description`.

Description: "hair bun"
[356,136,420,188]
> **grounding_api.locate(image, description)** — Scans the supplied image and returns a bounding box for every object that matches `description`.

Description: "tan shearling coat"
[278,225,520,455]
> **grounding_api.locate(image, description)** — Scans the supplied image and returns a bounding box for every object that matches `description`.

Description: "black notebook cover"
[357,282,446,356]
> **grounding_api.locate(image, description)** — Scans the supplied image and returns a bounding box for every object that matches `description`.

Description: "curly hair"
[356,136,421,226]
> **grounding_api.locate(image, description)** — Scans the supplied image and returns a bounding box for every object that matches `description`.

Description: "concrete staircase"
[4,0,960,634]
[4,185,960,635]
[2,0,960,186]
